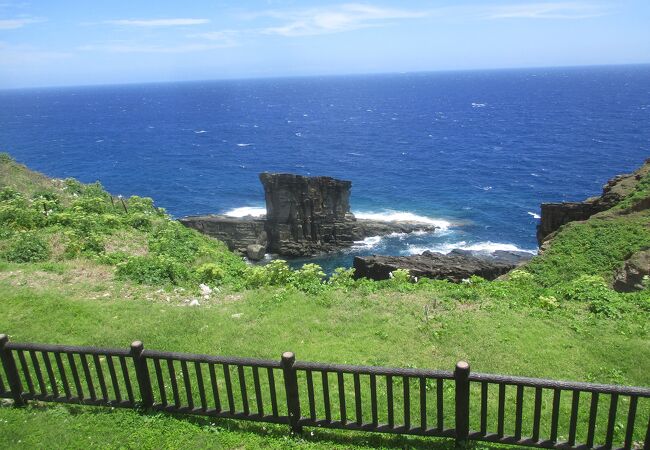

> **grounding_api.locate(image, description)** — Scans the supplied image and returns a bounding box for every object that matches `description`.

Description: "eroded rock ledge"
[180,173,437,258]
[353,250,533,283]
[537,159,650,246]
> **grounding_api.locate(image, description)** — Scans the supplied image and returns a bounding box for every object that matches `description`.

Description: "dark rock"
[612,249,650,292]
[246,244,266,261]
[179,215,266,254]
[182,173,439,257]
[260,173,356,256]
[537,159,650,246]
[353,249,532,283]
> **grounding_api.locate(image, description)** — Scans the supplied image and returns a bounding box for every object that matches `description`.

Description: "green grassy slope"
[0,153,648,449]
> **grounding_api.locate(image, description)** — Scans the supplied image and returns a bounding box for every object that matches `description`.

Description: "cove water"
[1,65,649,272]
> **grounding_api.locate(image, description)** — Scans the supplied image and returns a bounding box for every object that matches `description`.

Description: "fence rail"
[1,334,648,449]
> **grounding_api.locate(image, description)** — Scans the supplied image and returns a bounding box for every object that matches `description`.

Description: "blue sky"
[1,1,649,88]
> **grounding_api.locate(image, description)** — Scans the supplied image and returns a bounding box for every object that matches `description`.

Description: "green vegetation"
[0,153,648,449]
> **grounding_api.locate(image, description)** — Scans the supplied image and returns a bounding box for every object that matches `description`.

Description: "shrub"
[328,267,356,288]
[538,295,560,310]
[0,202,45,230]
[291,263,326,293]
[0,187,20,201]
[564,275,614,302]
[3,232,50,263]
[195,263,225,284]
[265,260,292,285]
[116,255,190,285]
[128,213,152,231]
[148,222,199,263]
[64,231,105,257]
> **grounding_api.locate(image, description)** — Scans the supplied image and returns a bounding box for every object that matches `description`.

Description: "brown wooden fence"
[1,334,648,449]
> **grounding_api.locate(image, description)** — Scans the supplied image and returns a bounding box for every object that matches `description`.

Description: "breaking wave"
[223,206,266,217]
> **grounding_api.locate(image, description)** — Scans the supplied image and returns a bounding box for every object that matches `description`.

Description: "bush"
[116,255,190,285]
[195,263,225,284]
[128,214,152,231]
[148,222,200,263]
[64,231,105,257]
[328,267,356,288]
[538,295,560,310]
[3,232,50,263]
[563,275,623,318]
[265,260,292,285]
[291,263,326,293]
[564,275,614,302]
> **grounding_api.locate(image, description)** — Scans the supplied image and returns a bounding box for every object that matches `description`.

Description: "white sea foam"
[407,241,537,256]
[353,211,451,230]
[352,236,382,249]
[223,206,266,217]
[236,143,252,147]
[471,102,487,108]
[527,212,541,219]
[195,130,207,134]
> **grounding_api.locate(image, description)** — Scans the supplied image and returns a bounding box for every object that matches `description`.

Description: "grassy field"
[0,154,648,449]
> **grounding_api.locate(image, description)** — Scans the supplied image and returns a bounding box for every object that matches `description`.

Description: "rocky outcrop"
[353,249,532,282]
[612,249,650,292]
[181,173,438,257]
[179,215,266,254]
[260,173,357,256]
[537,159,650,246]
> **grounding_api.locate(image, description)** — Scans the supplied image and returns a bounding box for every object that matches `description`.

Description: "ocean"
[1,65,649,271]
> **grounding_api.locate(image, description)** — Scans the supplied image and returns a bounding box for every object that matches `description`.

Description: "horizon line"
[2,61,650,92]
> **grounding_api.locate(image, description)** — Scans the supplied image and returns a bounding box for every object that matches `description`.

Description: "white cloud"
[256,3,429,37]
[105,18,209,27]
[0,17,44,29]
[0,41,71,63]
[78,41,233,53]
[485,2,606,20]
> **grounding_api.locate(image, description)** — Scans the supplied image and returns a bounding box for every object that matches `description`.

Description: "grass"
[0,153,648,448]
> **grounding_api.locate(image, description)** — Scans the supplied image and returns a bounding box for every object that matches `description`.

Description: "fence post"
[454,361,470,449]
[131,341,153,408]
[0,334,25,406]
[281,351,302,434]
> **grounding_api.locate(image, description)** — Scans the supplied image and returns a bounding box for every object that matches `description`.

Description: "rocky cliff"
[181,173,437,258]
[537,159,650,246]
[260,173,357,256]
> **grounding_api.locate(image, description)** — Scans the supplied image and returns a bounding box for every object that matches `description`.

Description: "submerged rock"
[353,249,533,282]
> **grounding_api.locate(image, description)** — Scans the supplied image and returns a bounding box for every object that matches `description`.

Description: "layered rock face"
[179,215,267,255]
[537,159,650,245]
[353,250,532,282]
[180,173,437,258]
[259,173,357,256]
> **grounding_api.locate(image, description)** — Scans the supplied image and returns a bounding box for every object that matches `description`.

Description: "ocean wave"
[194,130,207,134]
[527,211,541,219]
[407,241,537,256]
[353,211,451,230]
[236,143,252,147]
[352,236,382,249]
[223,206,266,217]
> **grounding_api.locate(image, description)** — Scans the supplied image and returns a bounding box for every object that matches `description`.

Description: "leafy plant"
[116,255,190,285]
[2,231,50,263]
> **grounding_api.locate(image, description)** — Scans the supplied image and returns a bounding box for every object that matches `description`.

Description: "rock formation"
[353,249,532,282]
[180,173,437,258]
[260,173,356,256]
[537,159,650,246]
[612,249,650,292]
[179,215,266,255]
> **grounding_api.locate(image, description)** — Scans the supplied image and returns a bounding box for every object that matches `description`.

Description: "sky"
[1,0,649,88]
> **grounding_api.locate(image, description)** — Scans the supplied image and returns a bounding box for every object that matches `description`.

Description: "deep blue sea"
[1,65,649,271]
